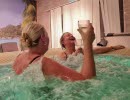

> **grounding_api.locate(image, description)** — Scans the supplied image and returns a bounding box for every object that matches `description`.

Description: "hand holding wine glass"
[78,20,95,45]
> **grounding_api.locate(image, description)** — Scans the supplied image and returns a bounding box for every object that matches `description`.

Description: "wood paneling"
[37,0,74,12]
[37,11,51,47]
[124,0,130,32]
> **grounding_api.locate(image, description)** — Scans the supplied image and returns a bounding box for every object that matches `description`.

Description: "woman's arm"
[42,57,85,81]
[78,24,96,79]
[42,24,96,81]
[93,46,113,54]
[93,45,125,54]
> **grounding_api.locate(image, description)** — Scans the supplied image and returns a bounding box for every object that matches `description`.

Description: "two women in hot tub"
[58,32,125,60]
[13,22,96,81]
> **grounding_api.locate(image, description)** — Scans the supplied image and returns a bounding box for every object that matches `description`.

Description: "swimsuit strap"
[16,51,40,64]
[64,52,68,59]
[29,55,41,64]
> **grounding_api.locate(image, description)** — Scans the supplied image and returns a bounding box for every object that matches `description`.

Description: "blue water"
[0,38,19,44]
[0,54,130,100]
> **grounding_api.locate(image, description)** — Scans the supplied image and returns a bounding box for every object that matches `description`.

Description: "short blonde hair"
[21,22,47,48]
[60,32,71,49]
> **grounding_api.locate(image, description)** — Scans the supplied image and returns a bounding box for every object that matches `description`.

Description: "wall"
[37,0,51,47]
[106,36,130,48]
[37,0,78,12]
[105,0,130,48]
[37,10,51,47]
[124,0,130,32]
[37,0,130,48]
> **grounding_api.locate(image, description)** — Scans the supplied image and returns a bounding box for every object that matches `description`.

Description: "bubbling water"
[0,54,130,100]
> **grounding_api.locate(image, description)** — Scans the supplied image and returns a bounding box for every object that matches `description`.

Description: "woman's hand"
[73,47,83,56]
[111,45,125,50]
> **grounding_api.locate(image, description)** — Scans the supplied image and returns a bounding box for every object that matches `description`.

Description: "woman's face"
[62,33,76,48]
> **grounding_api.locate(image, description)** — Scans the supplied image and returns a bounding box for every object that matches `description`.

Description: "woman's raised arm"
[42,24,96,81]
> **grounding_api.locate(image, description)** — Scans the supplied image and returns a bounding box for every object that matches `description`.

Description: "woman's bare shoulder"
[42,57,61,66]
[13,52,29,74]
[41,57,64,75]
[58,51,67,60]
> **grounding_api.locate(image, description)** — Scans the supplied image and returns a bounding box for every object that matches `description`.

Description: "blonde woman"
[59,32,125,60]
[13,22,96,81]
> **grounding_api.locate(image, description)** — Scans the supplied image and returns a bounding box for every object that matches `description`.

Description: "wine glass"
[78,20,90,33]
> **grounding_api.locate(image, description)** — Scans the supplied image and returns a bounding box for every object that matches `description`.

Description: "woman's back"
[20,58,45,82]
[13,51,45,82]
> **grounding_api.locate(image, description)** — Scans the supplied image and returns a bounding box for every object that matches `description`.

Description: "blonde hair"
[60,32,71,49]
[21,22,47,48]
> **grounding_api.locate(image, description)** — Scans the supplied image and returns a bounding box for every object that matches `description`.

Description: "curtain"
[63,0,100,46]
[63,1,81,39]
[79,0,101,45]
[92,0,100,43]
[62,4,73,33]
[51,7,63,48]
[80,0,99,45]
[100,0,121,34]
[80,0,93,22]
[50,0,101,47]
